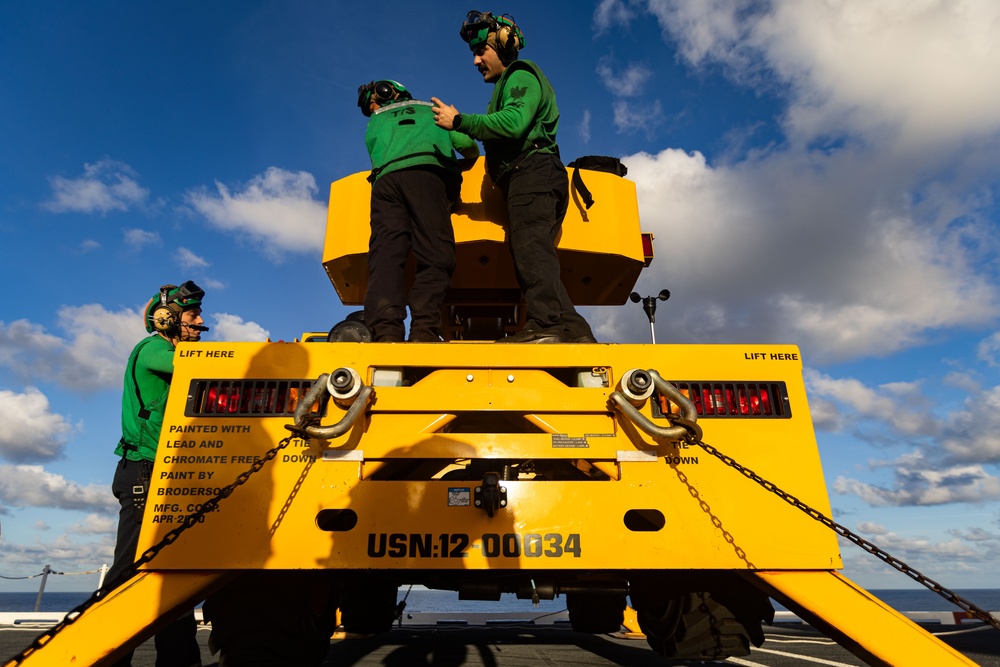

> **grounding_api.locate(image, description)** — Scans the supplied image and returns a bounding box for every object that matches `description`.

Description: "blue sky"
[2,1,999,595]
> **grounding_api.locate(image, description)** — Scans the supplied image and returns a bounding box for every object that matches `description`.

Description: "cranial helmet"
[459,11,524,64]
[357,80,412,117]
[144,280,205,334]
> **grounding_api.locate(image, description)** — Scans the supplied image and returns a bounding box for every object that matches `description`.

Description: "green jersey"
[115,334,175,462]
[455,60,559,183]
[365,100,477,183]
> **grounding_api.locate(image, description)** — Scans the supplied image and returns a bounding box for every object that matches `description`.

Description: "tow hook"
[475,472,507,517]
[284,369,373,440]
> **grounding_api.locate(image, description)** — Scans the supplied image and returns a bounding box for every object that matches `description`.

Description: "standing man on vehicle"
[432,11,597,344]
[106,281,207,667]
[360,79,479,342]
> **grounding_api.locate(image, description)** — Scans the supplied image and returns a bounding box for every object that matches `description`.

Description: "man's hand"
[431,97,459,130]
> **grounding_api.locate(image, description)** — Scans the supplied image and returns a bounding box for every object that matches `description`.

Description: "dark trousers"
[503,152,593,337]
[364,166,459,342]
[108,457,201,667]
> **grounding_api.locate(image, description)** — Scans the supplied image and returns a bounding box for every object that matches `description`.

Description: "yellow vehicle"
[5,159,987,666]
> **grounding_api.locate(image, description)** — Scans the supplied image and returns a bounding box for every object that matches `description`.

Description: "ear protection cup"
[151,305,178,332]
[150,285,180,333]
[491,16,523,64]
[495,23,519,55]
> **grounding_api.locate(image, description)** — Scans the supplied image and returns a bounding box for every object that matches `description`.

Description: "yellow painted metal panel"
[9,572,229,667]
[134,341,840,573]
[751,571,978,666]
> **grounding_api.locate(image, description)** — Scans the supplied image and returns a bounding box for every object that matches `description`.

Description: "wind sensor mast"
[630,289,670,343]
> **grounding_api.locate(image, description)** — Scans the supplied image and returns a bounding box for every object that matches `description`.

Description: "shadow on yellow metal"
[7,572,231,667]
[751,570,978,666]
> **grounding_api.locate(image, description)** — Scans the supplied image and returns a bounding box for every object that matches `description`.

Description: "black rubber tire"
[339,582,397,635]
[639,592,752,660]
[566,592,627,634]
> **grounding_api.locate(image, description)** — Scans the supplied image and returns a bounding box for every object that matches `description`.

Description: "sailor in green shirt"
[432,11,597,344]
[107,280,206,667]
[359,79,479,342]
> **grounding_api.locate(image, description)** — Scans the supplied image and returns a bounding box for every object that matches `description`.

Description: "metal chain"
[684,432,1000,631]
[4,435,295,667]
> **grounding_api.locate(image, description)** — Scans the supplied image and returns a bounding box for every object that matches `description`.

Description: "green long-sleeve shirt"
[115,334,175,462]
[455,60,559,183]
[366,100,478,183]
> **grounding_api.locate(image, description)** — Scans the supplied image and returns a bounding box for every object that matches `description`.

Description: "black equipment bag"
[567,156,628,210]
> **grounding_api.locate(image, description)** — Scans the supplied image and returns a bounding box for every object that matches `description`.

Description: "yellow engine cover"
[322,158,646,307]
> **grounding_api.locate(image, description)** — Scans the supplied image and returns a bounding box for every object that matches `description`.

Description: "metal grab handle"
[289,373,374,440]
[609,369,698,442]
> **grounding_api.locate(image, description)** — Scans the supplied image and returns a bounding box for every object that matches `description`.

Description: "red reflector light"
[641,232,654,267]
[187,379,317,417]
[657,381,790,419]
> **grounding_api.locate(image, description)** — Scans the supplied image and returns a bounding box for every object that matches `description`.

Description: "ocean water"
[2,588,999,615]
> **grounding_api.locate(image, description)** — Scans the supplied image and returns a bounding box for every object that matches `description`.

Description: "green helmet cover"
[143,280,205,333]
[460,11,525,52]
[357,80,413,117]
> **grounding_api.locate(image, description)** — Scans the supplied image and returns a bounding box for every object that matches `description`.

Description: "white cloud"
[807,369,1000,464]
[0,533,115,580]
[835,464,1000,506]
[43,159,149,214]
[805,370,937,437]
[211,313,270,342]
[940,385,1000,462]
[0,464,115,511]
[588,3,1000,364]
[597,59,653,97]
[177,246,209,269]
[594,0,637,34]
[0,388,76,463]
[838,525,988,585]
[123,228,161,249]
[70,513,117,536]
[185,167,327,260]
[0,304,145,392]
[612,99,664,134]
[595,58,665,135]
[645,0,1000,149]
[805,368,1000,505]
[579,109,592,143]
[977,332,1000,367]
[601,147,1000,362]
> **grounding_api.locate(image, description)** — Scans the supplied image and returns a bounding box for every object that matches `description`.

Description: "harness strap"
[571,168,595,210]
[129,337,160,420]
[368,151,442,183]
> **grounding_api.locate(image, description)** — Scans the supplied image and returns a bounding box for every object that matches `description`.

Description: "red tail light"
[187,380,318,417]
[657,381,790,419]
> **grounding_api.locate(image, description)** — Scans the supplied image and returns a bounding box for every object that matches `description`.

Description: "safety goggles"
[172,280,204,307]
[357,80,399,112]
[459,10,495,44]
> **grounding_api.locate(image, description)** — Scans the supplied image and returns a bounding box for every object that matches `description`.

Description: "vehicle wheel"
[566,592,626,634]
[638,592,752,660]
[339,582,397,635]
